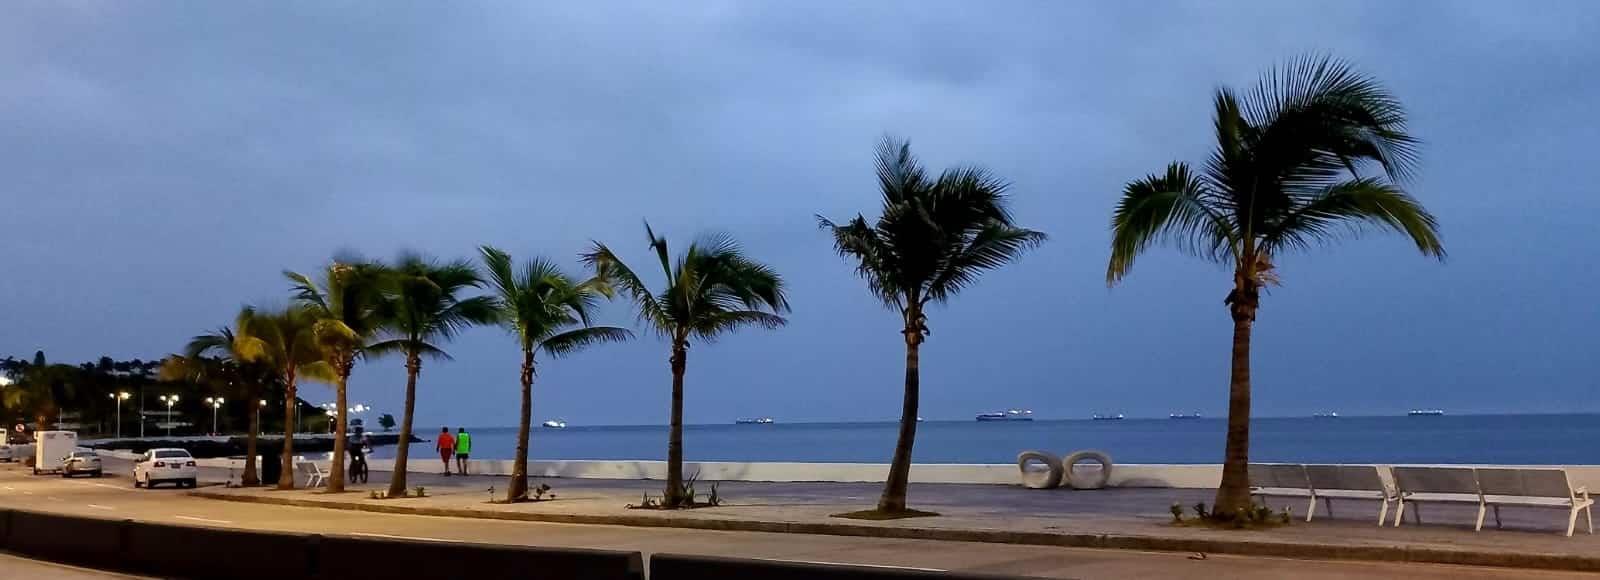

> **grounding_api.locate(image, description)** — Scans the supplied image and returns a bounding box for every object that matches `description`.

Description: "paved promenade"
[6,459,1598,578]
[188,463,1600,572]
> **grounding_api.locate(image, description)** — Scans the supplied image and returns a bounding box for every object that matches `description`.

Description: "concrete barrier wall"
[650,553,1032,580]
[0,508,646,580]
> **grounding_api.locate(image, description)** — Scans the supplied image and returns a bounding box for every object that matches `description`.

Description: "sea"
[364,414,1600,465]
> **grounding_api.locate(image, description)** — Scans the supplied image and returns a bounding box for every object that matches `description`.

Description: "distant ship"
[1091,414,1125,421]
[976,409,1033,422]
[1408,409,1445,416]
[1169,412,1203,420]
[1313,411,1340,419]
[735,417,775,425]
[541,419,567,429]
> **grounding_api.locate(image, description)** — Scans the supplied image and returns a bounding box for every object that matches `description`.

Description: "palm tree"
[161,315,279,486]
[237,305,335,490]
[369,253,496,497]
[1106,55,1444,517]
[584,224,789,507]
[820,137,1045,515]
[480,246,632,502]
[287,259,388,492]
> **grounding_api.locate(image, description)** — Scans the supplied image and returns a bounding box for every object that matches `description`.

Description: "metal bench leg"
[1306,496,1318,522]
[1568,506,1581,537]
[1377,499,1390,527]
[1586,504,1593,534]
[1493,505,1502,529]
[1394,499,1405,527]
[1474,502,1486,532]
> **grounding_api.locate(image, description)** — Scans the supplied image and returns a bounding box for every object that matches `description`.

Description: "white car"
[61,450,104,477]
[133,448,198,489]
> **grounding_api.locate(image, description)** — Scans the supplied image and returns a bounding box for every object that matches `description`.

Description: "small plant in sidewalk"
[1169,502,1184,523]
[414,486,427,498]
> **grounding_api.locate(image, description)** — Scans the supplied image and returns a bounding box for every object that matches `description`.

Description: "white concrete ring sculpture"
[1017,450,1064,489]
[1061,450,1113,490]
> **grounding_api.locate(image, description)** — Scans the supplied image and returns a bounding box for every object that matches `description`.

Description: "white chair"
[295,461,327,488]
[1305,465,1396,525]
[1392,466,1482,528]
[1477,468,1593,537]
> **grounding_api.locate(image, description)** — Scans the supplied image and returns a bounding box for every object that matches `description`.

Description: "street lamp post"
[157,395,179,437]
[107,392,131,438]
[204,397,224,436]
[256,399,266,436]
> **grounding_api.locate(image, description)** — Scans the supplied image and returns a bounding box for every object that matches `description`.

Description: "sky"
[1,1,1597,428]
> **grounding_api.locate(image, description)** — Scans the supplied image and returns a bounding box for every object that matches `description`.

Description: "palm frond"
[540,326,634,358]
[927,223,1047,303]
[691,310,788,342]
[1107,162,1237,284]
[582,241,669,334]
[1261,178,1444,258]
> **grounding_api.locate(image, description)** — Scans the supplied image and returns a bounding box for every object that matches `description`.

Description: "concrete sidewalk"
[191,468,1600,572]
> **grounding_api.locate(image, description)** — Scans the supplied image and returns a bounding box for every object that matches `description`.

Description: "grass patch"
[831,509,941,521]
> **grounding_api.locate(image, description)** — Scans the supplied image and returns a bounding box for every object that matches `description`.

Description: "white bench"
[294,461,327,488]
[1394,466,1594,536]
[1304,464,1396,525]
[1251,463,1393,525]
[1477,467,1593,537]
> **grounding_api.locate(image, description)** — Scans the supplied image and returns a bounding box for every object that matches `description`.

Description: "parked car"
[0,443,13,462]
[61,450,103,478]
[133,448,197,489]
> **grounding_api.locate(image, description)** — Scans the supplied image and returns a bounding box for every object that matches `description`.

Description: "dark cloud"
[3,1,1597,426]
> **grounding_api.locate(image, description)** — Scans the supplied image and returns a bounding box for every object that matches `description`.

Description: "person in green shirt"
[454,427,472,475]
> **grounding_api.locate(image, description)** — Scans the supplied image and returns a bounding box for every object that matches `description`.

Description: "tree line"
[4,56,1443,519]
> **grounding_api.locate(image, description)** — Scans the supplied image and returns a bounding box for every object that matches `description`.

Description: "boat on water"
[976,409,1033,422]
[541,419,567,429]
[1408,409,1445,416]
[1169,412,1202,420]
[1091,414,1125,421]
[1313,411,1340,419]
[735,417,775,425]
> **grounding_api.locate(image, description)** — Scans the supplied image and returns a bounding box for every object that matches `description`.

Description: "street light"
[108,392,131,438]
[203,397,225,436]
[256,399,266,435]
[157,395,179,437]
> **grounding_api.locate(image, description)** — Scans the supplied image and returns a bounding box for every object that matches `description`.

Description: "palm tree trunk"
[328,357,351,493]
[664,342,687,506]
[387,352,421,497]
[509,348,535,502]
[878,319,922,513]
[277,369,298,490]
[1214,286,1258,518]
[242,383,260,486]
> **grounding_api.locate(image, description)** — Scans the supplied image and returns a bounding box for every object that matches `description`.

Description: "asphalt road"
[0,459,1592,580]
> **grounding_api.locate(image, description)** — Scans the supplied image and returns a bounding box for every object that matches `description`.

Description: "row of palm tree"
[152,55,1438,518]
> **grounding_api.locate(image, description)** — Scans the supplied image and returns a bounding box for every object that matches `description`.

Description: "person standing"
[454,427,472,475]
[435,427,455,476]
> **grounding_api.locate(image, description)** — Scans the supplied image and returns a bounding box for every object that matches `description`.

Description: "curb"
[189,491,1600,573]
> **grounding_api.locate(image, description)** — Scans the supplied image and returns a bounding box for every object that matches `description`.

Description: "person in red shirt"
[435,427,455,476]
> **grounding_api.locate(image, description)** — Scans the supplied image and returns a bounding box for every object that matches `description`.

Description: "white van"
[32,430,78,475]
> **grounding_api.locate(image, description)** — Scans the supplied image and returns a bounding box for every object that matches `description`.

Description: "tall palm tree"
[1106,55,1444,517]
[287,259,388,492]
[368,253,496,497]
[480,246,632,502]
[161,315,279,486]
[820,137,1045,515]
[584,224,789,507]
[237,305,335,490]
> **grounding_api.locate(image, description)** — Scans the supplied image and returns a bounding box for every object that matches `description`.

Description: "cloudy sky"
[2,1,1596,427]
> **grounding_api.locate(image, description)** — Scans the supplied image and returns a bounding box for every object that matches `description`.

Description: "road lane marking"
[768,559,945,572]
[350,532,465,544]
[174,515,233,525]
[46,496,62,502]
[88,482,127,491]
[86,504,115,511]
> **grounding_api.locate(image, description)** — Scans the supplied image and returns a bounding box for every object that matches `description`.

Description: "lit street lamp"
[256,399,266,435]
[157,394,179,437]
[203,397,225,436]
[108,391,131,438]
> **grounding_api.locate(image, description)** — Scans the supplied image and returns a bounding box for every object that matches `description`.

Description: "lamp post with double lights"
[108,391,131,438]
[157,395,179,437]
[203,397,224,436]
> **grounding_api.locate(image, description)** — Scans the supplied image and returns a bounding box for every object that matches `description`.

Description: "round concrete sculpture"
[1016,450,1064,489]
[1061,450,1113,490]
